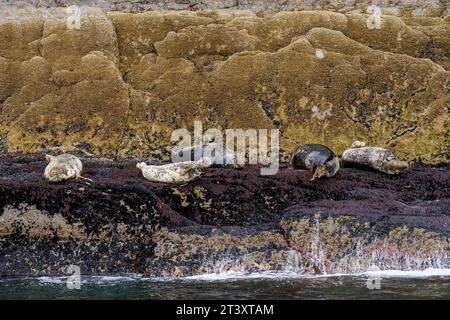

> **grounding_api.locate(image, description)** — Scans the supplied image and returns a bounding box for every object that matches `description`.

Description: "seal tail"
[78,175,94,183]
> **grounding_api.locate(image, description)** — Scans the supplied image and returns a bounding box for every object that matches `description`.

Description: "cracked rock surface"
[1,1,449,17]
[0,9,448,163]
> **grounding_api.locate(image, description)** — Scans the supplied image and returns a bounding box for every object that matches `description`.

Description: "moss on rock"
[0,10,448,163]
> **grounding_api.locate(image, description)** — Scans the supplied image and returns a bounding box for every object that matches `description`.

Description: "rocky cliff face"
[0,8,449,163]
[0,154,448,277]
[0,5,449,277]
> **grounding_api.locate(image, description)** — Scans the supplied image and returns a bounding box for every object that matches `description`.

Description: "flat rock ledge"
[0,153,449,277]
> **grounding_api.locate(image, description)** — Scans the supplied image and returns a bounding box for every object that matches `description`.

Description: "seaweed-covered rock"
[0,154,448,277]
[0,154,159,276]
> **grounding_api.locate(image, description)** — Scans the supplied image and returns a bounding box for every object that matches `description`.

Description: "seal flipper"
[188,167,202,179]
[350,141,366,149]
[76,173,93,183]
[384,160,409,175]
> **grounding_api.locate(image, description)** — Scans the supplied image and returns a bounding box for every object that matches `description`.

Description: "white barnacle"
[311,105,332,120]
[315,49,325,59]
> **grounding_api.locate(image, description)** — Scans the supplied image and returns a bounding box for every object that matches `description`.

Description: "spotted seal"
[291,144,340,180]
[44,154,92,183]
[172,143,243,168]
[341,141,409,175]
[136,157,212,184]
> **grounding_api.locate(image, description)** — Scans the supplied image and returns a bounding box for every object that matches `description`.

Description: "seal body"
[291,144,340,180]
[137,157,212,184]
[172,143,243,168]
[341,142,408,175]
[44,154,89,182]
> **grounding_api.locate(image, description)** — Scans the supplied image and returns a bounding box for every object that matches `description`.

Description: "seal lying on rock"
[172,143,243,168]
[44,154,93,183]
[136,157,212,183]
[341,141,409,175]
[291,144,340,181]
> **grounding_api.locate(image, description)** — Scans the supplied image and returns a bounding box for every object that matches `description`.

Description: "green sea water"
[1,271,449,300]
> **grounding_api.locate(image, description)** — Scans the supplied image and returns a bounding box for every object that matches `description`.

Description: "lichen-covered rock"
[40,13,119,70]
[5,52,130,155]
[1,1,448,17]
[0,9,448,164]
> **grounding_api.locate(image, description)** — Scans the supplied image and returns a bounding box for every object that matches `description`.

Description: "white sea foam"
[183,271,298,281]
[179,268,450,281]
[38,276,68,284]
[361,268,450,278]
[29,268,450,284]
[98,276,140,282]
[37,275,142,285]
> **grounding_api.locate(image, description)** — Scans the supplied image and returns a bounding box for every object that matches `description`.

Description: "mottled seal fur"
[291,144,340,180]
[44,154,92,183]
[172,143,243,168]
[341,141,409,175]
[137,157,212,184]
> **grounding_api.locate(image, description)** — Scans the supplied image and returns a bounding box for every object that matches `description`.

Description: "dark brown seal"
[291,144,340,181]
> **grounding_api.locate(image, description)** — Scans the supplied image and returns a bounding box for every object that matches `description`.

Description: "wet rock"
[280,213,449,274]
[0,154,448,276]
[0,154,159,276]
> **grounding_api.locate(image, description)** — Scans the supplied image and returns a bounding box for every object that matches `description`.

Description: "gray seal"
[172,143,243,168]
[341,141,408,175]
[291,144,340,181]
[137,157,212,184]
[44,154,93,183]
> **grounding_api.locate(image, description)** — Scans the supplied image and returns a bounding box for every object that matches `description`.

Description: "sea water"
[1,269,449,299]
